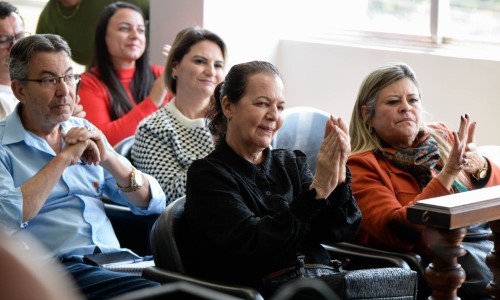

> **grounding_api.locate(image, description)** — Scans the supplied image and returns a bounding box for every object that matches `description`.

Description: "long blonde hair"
[349,63,452,166]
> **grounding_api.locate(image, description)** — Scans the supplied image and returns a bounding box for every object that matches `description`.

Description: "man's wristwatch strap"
[117,168,144,192]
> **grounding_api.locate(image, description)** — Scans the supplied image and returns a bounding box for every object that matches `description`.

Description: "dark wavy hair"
[207,61,281,143]
[93,1,154,120]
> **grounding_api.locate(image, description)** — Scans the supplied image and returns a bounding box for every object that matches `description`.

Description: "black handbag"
[262,254,418,300]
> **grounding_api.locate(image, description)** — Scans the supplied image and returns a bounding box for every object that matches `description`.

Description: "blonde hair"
[349,63,471,186]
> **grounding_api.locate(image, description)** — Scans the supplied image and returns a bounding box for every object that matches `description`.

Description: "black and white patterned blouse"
[131,98,214,204]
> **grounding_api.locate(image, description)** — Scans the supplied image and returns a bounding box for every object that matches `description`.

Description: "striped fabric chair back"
[272,107,330,174]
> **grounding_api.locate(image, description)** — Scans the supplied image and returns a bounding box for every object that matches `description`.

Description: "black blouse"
[185,139,361,288]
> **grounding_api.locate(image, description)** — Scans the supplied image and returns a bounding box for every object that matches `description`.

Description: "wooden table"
[407,185,500,299]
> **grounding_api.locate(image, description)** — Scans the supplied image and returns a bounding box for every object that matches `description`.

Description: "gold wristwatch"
[472,159,488,181]
[117,168,144,192]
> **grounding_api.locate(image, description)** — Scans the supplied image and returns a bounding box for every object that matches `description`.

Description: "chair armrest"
[325,242,424,274]
[323,242,416,270]
[104,203,160,256]
[142,266,264,300]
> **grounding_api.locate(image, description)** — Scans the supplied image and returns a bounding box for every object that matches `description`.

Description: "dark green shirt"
[36,0,150,67]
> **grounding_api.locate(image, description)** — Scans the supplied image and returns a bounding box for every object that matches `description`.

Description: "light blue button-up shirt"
[0,106,166,259]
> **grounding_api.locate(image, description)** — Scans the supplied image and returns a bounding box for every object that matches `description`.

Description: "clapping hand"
[459,115,486,176]
[440,114,485,187]
[161,44,171,64]
[310,115,351,199]
[72,95,86,118]
[442,115,468,177]
[331,115,350,183]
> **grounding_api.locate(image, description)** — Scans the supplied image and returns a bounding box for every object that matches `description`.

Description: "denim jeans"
[62,259,159,299]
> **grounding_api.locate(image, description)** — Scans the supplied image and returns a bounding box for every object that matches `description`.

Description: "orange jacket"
[347,124,500,252]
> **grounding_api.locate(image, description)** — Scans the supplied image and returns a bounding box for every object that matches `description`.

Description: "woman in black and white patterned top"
[131,26,227,204]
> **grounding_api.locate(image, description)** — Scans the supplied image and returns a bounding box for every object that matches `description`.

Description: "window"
[449,0,500,43]
[299,0,500,47]
[328,1,431,37]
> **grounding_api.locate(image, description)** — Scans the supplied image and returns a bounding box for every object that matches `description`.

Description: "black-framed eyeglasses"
[0,32,29,49]
[19,74,81,88]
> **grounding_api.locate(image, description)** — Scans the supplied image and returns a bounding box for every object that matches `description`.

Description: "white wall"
[151,0,500,145]
[277,39,500,145]
[150,0,283,67]
[149,0,204,63]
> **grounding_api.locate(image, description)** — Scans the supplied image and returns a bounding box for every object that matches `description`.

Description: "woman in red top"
[347,63,500,299]
[78,1,171,146]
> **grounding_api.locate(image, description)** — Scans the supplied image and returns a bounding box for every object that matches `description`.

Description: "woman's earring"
[172,74,177,80]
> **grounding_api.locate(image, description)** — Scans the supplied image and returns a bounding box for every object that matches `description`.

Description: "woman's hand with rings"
[464,158,471,167]
[442,115,468,176]
[462,144,486,174]
[459,116,486,174]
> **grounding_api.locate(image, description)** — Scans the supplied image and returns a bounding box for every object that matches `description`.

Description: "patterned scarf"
[378,131,470,192]
[378,131,440,190]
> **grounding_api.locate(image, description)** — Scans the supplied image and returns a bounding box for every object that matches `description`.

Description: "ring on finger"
[465,158,470,167]
[85,126,92,132]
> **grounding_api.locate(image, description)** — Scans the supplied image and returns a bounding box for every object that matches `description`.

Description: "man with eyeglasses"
[0,1,24,120]
[0,1,85,121]
[0,34,166,298]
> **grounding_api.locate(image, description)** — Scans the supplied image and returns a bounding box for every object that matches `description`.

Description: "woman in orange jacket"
[347,63,500,299]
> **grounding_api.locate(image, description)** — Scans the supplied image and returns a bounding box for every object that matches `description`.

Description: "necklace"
[56,0,81,20]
